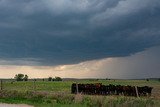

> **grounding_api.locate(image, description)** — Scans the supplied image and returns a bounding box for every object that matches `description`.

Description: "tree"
[52,78,55,81]
[14,74,29,81]
[48,77,52,81]
[146,78,149,81]
[42,78,45,81]
[14,74,24,81]
[23,75,28,81]
[55,77,62,81]
[106,78,109,80]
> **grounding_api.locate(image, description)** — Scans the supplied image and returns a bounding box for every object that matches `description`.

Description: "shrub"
[48,77,52,81]
[55,77,62,81]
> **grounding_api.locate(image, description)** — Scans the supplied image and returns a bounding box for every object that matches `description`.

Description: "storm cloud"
[0,0,160,65]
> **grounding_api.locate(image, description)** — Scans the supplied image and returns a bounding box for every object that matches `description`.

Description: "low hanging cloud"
[0,0,160,66]
[0,46,159,79]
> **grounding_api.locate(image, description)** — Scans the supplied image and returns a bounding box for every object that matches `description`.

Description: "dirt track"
[0,104,33,107]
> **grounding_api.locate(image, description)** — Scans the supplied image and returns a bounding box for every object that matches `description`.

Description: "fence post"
[0,80,3,90]
[76,82,79,94]
[33,79,36,92]
[135,86,139,97]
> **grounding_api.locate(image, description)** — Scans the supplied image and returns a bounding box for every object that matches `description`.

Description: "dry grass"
[74,93,83,103]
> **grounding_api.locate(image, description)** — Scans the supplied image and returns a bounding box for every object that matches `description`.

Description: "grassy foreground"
[0,79,159,107]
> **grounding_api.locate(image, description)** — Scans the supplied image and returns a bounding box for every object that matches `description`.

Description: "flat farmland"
[0,79,160,107]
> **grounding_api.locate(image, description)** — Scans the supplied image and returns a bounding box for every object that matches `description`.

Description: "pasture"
[0,79,160,107]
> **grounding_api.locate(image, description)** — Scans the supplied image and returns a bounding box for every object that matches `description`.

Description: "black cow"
[71,83,153,97]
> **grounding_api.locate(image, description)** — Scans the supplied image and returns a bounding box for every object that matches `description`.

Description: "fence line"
[0,80,2,90]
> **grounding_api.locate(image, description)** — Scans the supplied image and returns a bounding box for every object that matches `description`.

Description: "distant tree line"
[48,77,62,81]
[14,74,62,82]
[14,74,28,81]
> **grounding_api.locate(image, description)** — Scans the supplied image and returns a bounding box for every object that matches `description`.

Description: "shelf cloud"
[0,0,160,66]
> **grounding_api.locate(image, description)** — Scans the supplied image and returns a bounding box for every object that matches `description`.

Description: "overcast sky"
[0,0,160,79]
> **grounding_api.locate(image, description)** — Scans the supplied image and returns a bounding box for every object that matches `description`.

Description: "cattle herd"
[71,83,153,97]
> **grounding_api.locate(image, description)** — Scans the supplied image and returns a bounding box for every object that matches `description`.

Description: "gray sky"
[0,0,160,78]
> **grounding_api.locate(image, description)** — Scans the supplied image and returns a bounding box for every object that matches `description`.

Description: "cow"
[140,86,153,96]
[71,83,153,97]
[71,83,76,94]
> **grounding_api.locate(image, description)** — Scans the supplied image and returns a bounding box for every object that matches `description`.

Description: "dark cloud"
[0,0,160,65]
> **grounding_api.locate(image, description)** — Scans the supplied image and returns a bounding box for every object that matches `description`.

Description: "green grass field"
[0,79,160,107]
